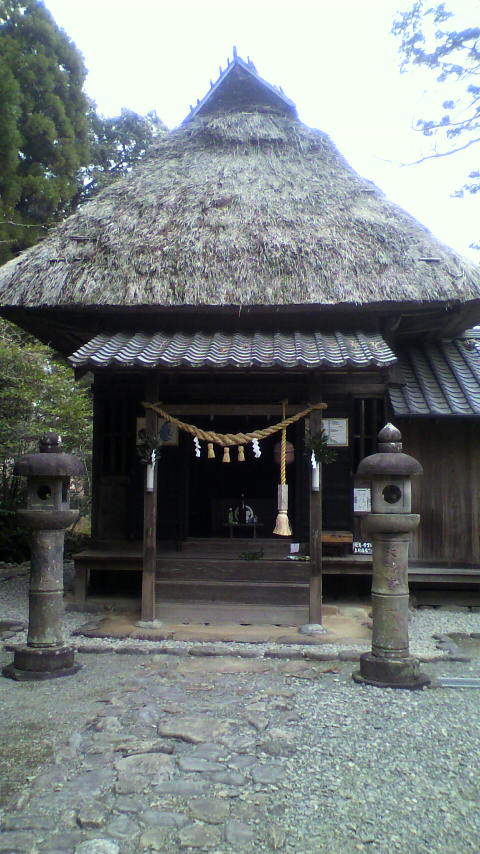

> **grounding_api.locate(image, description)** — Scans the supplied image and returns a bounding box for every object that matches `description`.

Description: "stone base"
[2,662,82,681]
[2,644,81,681]
[352,651,430,690]
[298,624,327,635]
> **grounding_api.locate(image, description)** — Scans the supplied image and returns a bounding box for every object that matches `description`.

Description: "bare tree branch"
[403,136,480,166]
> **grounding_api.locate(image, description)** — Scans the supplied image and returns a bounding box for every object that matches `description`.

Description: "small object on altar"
[234,496,254,524]
[238,494,247,524]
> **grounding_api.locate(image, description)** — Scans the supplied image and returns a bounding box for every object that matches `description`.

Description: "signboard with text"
[354,488,371,513]
[322,418,349,447]
[353,541,373,555]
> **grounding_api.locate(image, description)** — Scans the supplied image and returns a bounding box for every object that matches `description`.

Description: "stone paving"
[72,607,372,646]
[2,563,480,854]
[0,651,346,854]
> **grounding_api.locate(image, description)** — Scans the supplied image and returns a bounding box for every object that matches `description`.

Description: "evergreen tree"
[0,318,92,559]
[0,0,90,262]
[77,107,167,204]
[0,56,21,255]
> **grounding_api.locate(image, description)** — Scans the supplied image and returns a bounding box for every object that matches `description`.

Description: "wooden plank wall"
[399,419,480,565]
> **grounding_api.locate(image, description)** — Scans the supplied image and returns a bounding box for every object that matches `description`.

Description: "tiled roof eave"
[389,340,480,417]
[69,329,396,371]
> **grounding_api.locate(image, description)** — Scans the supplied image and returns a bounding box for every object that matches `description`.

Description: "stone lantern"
[352,424,430,690]
[3,433,84,681]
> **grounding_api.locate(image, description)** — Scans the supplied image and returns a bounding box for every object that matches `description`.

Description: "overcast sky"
[45,0,479,260]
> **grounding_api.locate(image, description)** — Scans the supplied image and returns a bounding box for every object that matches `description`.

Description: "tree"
[392,2,480,196]
[76,107,166,205]
[0,2,167,262]
[0,318,92,559]
[0,319,92,504]
[0,0,90,263]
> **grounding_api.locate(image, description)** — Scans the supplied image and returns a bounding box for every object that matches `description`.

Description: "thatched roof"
[0,57,479,312]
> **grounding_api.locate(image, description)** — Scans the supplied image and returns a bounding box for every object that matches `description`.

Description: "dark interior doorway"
[187,418,294,537]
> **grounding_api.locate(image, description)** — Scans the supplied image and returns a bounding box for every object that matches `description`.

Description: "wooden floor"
[72,537,480,611]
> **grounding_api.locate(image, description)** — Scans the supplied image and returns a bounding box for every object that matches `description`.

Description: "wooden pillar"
[90,375,103,541]
[309,380,323,624]
[141,379,158,621]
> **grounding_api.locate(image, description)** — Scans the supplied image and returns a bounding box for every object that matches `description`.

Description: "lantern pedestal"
[3,646,80,682]
[353,652,430,690]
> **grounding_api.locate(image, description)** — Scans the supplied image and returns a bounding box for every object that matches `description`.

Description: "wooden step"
[155,579,309,605]
[155,601,309,626]
[156,557,309,583]
[179,537,301,559]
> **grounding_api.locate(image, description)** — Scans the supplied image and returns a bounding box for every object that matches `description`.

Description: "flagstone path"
[0,652,344,853]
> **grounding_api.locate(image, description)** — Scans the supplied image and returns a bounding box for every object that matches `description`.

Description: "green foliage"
[136,422,173,463]
[304,427,337,465]
[0,318,92,517]
[78,107,166,204]
[238,548,265,560]
[0,2,167,263]
[392,2,480,201]
[0,0,91,262]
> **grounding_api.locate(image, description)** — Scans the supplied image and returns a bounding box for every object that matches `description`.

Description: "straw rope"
[142,401,327,447]
[280,400,287,485]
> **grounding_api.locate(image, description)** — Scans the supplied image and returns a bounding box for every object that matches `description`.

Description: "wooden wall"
[399,419,480,565]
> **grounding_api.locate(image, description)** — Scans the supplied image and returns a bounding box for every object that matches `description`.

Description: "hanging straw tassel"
[273,485,292,536]
[222,446,230,463]
[207,442,215,459]
[237,445,245,462]
[273,401,292,536]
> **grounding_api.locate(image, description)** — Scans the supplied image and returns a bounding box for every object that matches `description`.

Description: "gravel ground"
[1,563,480,853]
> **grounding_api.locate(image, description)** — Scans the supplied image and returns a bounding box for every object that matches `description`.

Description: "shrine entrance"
[187,419,292,540]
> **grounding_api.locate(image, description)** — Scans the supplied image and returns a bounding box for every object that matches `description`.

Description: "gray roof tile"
[390,339,480,416]
[69,330,396,370]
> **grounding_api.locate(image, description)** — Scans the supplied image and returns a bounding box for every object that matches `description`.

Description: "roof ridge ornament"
[182,50,297,125]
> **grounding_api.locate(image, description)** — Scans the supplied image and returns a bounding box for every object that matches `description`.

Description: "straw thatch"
[0,105,479,308]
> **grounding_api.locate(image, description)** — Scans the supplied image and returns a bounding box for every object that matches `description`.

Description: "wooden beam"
[141,378,159,621]
[156,403,317,416]
[308,378,323,624]
[320,383,387,396]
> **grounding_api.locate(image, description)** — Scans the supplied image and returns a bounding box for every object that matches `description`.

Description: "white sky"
[45,0,479,260]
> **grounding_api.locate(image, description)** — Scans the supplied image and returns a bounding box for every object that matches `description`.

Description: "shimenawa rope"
[142,401,326,447]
